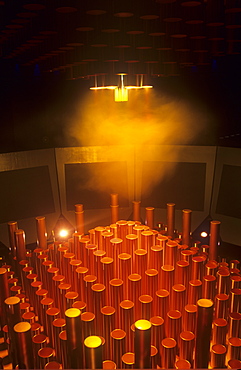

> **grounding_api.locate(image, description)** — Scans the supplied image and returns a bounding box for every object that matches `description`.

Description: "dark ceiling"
[1,0,241,151]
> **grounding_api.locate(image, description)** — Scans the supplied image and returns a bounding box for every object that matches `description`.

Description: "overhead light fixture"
[90,73,153,102]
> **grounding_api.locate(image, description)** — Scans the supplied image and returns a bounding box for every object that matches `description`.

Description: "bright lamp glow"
[200,231,208,238]
[59,229,68,238]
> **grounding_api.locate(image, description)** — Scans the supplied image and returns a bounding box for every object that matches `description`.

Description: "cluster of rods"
[0,196,241,369]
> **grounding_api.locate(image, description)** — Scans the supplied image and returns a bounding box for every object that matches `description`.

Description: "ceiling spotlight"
[90,73,153,102]
[200,231,208,238]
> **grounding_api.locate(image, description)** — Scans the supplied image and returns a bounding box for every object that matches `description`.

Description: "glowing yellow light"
[84,335,102,348]
[200,231,208,238]
[135,319,152,330]
[59,229,68,238]
[114,87,128,102]
[14,322,31,333]
[197,298,214,308]
[65,308,81,318]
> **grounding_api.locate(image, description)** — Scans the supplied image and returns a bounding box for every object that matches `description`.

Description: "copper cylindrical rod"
[166,310,182,342]
[72,232,83,260]
[36,216,48,250]
[134,319,152,369]
[181,249,194,264]
[230,288,241,313]
[45,307,60,346]
[191,255,206,281]
[145,207,154,229]
[167,203,175,239]
[202,274,216,300]
[230,259,240,269]
[209,220,221,261]
[110,237,122,277]
[150,345,159,368]
[215,293,229,319]
[75,266,89,300]
[13,321,34,369]
[102,231,114,257]
[230,275,241,289]
[22,311,36,324]
[116,221,128,251]
[111,329,126,369]
[93,250,106,284]
[52,318,66,363]
[101,306,116,360]
[15,229,26,262]
[141,230,154,251]
[228,359,241,369]
[127,274,142,319]
[133,249,147,278]
[91,283,106,334]
[182,209,192,246]
[179,331,195,366]
[109,278,123,318]
[217,268,230,295]
[133,226,145,250]
[78,238,90,264]
[111,192,118,207]
[175,359,191,369]
[84,335,103,369]
[32,333,48,369]
[120,300,134,352]
[212,318,228,346]
[38,347,55,369]
[47,267,59,300]
[188,279,202,305]
[69,259,82,291]
[226,337,241,364]
[84,244,97,275]
[171,284,186,312]
[228,312,241,339]
[144,269,158,298]
[57,283,71,315]
[155,289,170,318]
[160,265,174,292]
[101,257,114,304]
[0,268,9,328]
[150,316,165,349]
[132,201,141,222]
[149,245,163,271]
[175,260,189,286]
[126,234,138,262]
[81,312,96,344]
[161,337,177,369]
[62,252,75,284]
[75,204,84,234]
[110,206,119,225]
[139,295,153,321]
[8,221,18,258]
[65,291,79,310]
[165,240,178,267]
[205,260,219,275]
[103,360,117,369]
[44,361,62,369]
[4,296,21,366]
[83,275,97,312]
[72,300,87,313]
[194,298,214,369]
[59,330,69,369]
[122,352,135,369]
[65,307,83,369]
[118,253,131,296]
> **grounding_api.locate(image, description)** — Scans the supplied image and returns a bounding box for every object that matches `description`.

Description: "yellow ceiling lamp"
[90,73,153,102]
